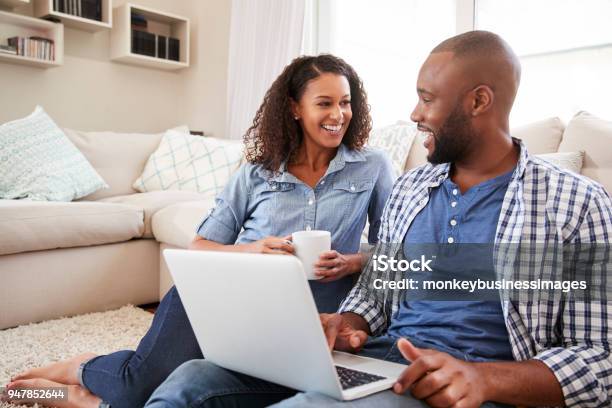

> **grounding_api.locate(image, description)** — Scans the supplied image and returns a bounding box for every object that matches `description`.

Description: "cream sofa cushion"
[558,111,612,193]
[0,200,144,256]
[403,117,565,171]
[64,126,189,201]
[152,199,216,248]
[100,191,207,238]
[403,130,428,171]
[512,117,564,154]
[536,151,584,174]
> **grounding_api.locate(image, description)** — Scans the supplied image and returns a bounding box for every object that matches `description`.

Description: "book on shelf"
[131,29,155,57]
[6,36,55,61]
[0,45,17,55]
[168,37,179,61]
[156,35,167,59]
[53,0,102,21]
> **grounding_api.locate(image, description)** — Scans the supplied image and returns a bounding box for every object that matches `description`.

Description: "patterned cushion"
[0,106,107,201]
[368,121,417,177]
[133,129,244,198]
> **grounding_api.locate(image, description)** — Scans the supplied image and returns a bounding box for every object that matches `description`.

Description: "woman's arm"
[189,235,294,255]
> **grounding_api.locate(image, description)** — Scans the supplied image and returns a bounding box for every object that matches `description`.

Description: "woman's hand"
[314,252,363,282]
[243,236,294,255]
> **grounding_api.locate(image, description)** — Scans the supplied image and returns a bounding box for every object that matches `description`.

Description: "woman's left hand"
[314,251,362,282]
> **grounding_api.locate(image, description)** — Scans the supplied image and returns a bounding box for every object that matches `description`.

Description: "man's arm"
[394,339,564,407]
[478,360,563,406]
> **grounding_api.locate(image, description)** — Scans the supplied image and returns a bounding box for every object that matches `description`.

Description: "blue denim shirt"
[196,144,395,312]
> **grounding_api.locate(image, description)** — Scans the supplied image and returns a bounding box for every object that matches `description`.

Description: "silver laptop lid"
[163,249,343,399]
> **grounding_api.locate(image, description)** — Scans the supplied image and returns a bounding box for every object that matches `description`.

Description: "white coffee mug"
[292,230,331,280]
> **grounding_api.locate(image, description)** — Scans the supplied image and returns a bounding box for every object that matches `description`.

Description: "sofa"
[1,111,610,330]
[0,125,236,329]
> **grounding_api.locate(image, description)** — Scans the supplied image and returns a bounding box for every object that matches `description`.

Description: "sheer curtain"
[225,0,306,139]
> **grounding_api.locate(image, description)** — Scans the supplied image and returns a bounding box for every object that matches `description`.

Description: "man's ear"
[290,98,300,119]
[470,85,494,116]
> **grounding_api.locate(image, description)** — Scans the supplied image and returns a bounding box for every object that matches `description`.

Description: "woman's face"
[292,73,352,150]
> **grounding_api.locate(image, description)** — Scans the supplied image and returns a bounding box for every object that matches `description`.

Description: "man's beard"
[427,105,474,165]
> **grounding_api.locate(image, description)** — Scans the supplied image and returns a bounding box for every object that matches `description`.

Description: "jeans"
[79,286,203,408]
[145,336,506,407]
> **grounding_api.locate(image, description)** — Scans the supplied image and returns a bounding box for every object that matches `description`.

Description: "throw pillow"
[368,121,417,177]
[0,106,107,201]
[133,129,244,198]
[535,151,584,174]
[513,117,565,154]
[558,111,612,194]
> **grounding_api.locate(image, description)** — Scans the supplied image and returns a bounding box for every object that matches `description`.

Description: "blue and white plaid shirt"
[339,139,612,407]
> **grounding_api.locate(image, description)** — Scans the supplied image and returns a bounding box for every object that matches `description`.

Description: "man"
[146,31,612,408]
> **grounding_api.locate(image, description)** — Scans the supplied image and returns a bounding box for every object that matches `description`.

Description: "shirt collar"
[427,137,529,187]
[268,144,366,183]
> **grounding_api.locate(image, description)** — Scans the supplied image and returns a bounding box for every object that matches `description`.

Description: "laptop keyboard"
[335,365,386,390]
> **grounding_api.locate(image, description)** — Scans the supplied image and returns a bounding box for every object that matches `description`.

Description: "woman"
[6,54,394,408]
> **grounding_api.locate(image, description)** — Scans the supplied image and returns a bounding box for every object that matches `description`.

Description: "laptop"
[163,249,407,401]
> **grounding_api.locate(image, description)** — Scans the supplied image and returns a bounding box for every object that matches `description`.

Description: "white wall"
[0,0,231,135]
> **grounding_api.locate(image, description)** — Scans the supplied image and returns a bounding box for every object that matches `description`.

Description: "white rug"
[0,306,153,408]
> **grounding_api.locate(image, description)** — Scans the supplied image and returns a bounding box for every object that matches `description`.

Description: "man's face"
[410,52,475,164]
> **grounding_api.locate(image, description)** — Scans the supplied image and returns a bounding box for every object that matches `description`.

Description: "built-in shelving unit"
[110,3,189,71]
[32,0,111,32]
[0,0,30,9]
[0,9,63,67]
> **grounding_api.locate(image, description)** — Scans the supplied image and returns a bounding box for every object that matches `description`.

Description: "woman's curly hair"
[244,54,372,172]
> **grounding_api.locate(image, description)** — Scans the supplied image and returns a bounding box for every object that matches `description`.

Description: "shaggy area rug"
[0,306,153,408]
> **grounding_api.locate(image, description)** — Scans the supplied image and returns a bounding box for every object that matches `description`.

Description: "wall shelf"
[33,0,111,32]
[110,3,189,71]
[0,0,30,9]
[0,9,63,67]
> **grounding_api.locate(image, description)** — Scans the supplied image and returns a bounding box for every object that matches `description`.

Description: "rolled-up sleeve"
[196,164,250,244]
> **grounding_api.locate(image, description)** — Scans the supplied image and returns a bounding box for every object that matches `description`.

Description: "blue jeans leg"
[145,360,297,408]
[80,286,203,408]
[271,390,505,407]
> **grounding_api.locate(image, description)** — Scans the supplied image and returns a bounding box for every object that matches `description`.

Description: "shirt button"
[320,180,325,185]
[306,225,312,231]
[308,199,313,205]
[420,199,426,205]
[451,201,457,208]
[271,184,277,190]
[350,185,355,191]
[447,237,455,244]
[450,219,457,226]
[452,188,458,195]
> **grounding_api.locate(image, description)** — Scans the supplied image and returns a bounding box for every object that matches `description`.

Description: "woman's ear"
[290,98,300,120]
[470,85,494,116]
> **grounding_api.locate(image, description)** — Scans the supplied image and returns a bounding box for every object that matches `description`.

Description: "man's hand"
[394,338,488,408]
[314,251,361,282]
[320,313,368,352]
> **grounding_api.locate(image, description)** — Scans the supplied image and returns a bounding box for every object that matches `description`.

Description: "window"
[312,0,456,127]
[476,0,612,125]
[313,0,612,127]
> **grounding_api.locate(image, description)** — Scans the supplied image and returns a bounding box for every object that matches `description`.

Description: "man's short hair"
[432,30,515,61]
